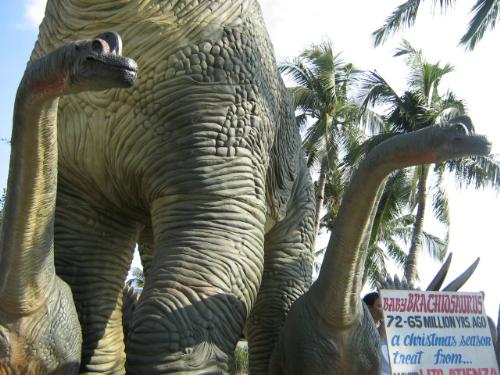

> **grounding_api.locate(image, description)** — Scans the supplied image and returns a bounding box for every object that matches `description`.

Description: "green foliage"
[127,266,145,288]
[281,40,428,286]
[232,344,249,374]
[356,40,500,283]
[279,40,363,171]
[373,0,500,50]
[279,40,369,239]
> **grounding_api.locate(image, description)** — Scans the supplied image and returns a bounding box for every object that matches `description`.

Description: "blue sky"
[1,1,499,318]
[0,1,42,186]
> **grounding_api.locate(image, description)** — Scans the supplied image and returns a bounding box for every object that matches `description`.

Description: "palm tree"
[278,40,367,238]
[373,0,500,50]
[357,40,499,284]
[362,169,414,286]
[280,41,411,287]
[127,266,145,289]
[0,188,5,228]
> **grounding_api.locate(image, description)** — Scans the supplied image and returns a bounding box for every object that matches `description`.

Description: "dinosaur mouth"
[86,55,138,75]
[453,134,492,156]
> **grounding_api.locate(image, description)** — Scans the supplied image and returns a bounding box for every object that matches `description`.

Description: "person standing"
[363,292,391,375]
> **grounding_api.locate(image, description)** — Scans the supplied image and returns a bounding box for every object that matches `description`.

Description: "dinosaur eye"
[452,123,469,136]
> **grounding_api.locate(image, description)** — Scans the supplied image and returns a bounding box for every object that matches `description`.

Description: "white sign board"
[380,290,499,375]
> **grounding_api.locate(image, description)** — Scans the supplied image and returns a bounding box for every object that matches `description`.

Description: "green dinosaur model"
[0,33,136,374]
[33,0,316,373]
[271,118,492,374]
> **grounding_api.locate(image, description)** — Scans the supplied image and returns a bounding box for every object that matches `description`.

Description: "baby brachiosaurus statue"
[0,32,137,374]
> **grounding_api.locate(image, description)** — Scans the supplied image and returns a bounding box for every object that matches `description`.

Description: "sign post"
[380,290,499,375]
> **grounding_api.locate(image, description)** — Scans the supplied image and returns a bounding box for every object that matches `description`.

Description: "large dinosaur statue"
[0,33,137,374]
[33,0,315,373]
[271,118,492,374]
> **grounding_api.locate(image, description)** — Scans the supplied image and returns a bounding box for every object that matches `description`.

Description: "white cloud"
[21,0,47,29]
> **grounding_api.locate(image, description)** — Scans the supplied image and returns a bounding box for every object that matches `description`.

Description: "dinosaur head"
[432,116,491,163]
[66,31,138,92]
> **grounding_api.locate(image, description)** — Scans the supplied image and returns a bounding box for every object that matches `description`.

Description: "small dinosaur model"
[271,118,491,374]
[0,32,136,373]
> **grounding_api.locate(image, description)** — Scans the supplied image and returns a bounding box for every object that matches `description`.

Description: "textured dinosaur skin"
[271,120,491,374]
[0,33,136,374]
[33,1,315,373]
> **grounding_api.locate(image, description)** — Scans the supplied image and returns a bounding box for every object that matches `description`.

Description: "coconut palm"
[0,188,5,228]
[373,0,500,50]
[279,40,373,238]
[357,40,499,284]
[280,41,411,286]
[322,130,449,287]
[127,266,145,289]
[361,169,414,286]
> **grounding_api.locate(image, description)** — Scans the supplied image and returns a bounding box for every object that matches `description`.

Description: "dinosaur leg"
[126,193,266,374]
[54,190,141,375]
[246,166,316,374]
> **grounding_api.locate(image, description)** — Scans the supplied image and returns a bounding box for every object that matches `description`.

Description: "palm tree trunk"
[313,160,327,238]
[404,165,430,284]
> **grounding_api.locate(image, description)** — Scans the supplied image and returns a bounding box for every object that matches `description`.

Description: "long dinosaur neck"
[0,55,65,314]
[309,129,448,327]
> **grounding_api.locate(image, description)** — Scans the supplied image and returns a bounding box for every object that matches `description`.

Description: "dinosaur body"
[272,120,491,374]
[0,33,136,373]
[33,1,315,373]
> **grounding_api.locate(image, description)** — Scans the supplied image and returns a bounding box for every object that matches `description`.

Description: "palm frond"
[421,62,454,101]
[460,0,500,50]
[445,155,500,189]
[303,118,327,153]
[430,173,450,226]
[279,59,316,89]
[421,231,448,261]
[373,0,458,47]
[430,91,467,123]
[372,0,423,47]
[295,113,309,130]
[128,266,145,288]
[291,86,322,117]
[359,108,388,135]
[393,39,420,58]
[387,219,415,243]
[356,70,401,113]
[343,131,398,168]
[385,239,409,266]
[363,244,387,287]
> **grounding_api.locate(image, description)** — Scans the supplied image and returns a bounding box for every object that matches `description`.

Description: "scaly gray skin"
[33,1,315,373]
[0,33,137,374]
[271,119,492,375]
